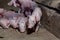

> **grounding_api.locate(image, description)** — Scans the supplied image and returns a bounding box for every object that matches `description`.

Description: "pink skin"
[8,0,37,17]
[3,10,20,28]
[8,0,37,11]
[8,0,34,7]
[0,8,5,18]
[0,9,16,18]
[6,11,19,28]
[3,11,16,17]
[18,0,37,15]
[0,18,10,29]
[3,10,21,19]
[28,16,36,28]
[0,9,10,28]
[8,0,41,32]
[28,7,42,32]
[18,17,28,32]
[9,17,18,28]
[20,0,37,9]
[0,8,4,13]
[32,7,42,22]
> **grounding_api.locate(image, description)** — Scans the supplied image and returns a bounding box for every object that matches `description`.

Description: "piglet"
[28,7,42,32]
[18,17,28,33]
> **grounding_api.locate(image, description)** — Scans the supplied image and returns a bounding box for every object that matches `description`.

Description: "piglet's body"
[9,17,18,28]
[9,14,20,29]
[3,11,17,18]
[32,7,42,22]
[3,10,20,28]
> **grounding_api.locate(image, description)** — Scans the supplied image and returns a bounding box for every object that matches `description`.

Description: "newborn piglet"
[27,7,42,34]
[27,15,36,34]
[32,7,42,32]
[8,0,37,16]
[18,16,28,33]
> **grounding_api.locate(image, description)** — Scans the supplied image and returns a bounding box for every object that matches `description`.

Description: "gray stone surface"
[0,28,59,40]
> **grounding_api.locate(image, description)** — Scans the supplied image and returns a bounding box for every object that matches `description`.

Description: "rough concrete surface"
[0,28,59,40]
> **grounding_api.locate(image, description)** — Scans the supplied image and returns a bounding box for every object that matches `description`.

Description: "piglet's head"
[18,17,28,32]
[28,16,36,28]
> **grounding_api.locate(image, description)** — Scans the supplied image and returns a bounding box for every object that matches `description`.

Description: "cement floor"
[0,28,59,40]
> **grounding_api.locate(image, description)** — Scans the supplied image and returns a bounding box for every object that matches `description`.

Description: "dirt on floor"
[0,28,59,40]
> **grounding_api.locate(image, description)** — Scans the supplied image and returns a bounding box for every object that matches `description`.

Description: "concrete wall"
[40,0,60,38]
[41,7,60,38]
